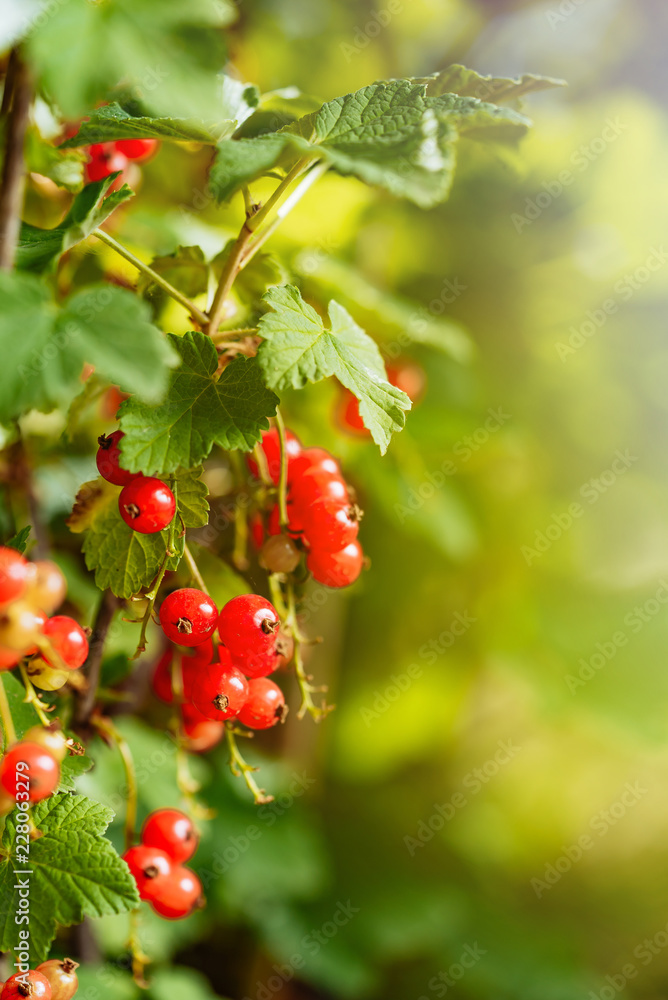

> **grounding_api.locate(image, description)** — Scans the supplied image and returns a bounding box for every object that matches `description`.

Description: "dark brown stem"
[75,590,118,725]
[0,50,31,271]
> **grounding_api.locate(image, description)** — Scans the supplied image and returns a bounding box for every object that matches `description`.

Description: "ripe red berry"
[35,959,79,1000]
[267,501,304,539]
[114,138,159,162]
[218,595,280,657]
[148,865,203,920]
[302,498,361,552]
[238,677,287,729]
[122,844,172,899]
[191,659,248,721]
[141,808,198,864]
[290,467,348,508]
[0,547,30,606]
[181,705,224,753]
[247,427,302,483]
[119,476,175,534]
[0,742,60,802]
[85,143,128,183]
[96,430,136,487]
[288,446,340,481]
[249,511,265,550]
[41,616,89,670]
[159,588,218,647]
[306,540,364,588]
[2,970,52,1000]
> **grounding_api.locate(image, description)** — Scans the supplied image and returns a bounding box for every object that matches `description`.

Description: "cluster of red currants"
[153,589,288,747]
[96,431,176,535]
[249,427,365,589]
[0,958,79,999]
[0,547,89,692]
[122,808,203,920]
[83,138,158,185]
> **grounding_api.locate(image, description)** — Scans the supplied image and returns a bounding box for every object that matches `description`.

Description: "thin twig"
[0,49,31,271]
[206,218,255,337]
[93,230,209,328]
[225,722,274,804]
[183,542,206,592]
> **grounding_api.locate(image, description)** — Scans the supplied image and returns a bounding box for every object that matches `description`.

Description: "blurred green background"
[10,0,668,997]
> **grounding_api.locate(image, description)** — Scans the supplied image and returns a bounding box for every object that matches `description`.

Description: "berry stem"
[275,408,289,530]
[93,229,210,328]
[225,722,274,805]
[286,581,333,723]
[92,715,137,849]
[183,543,206,592]
[19,665,53,727]
[169,654,202,805]
[128,912,151,989]
[252,443,272,487]
[0,673,17,748]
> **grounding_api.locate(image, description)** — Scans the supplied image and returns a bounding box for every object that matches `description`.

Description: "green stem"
[286,581,333,722]
[93,716,137,849]
[275,408,289,530]
[183,542,206,592]
[245,158,312,233]
[0,674,16,748]
[93,229,209,328]
[210,326,259,344]
[225,723,273,804]
[19,666,52,727]
[206,218,255,337]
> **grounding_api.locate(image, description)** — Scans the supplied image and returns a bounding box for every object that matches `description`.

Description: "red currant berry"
[181,705,224,752]
[259,534,301,574]
[290,467,348,508]
[387,361,426,401]
[302,498,361,552]
[289,447,340,481]
[0,547,30,605]
[249,511,265,550]
[41,616,88,670]
[247,427,302,483]
[159,588,218,647]
[119,476,175,534]
[191,660,248,721]
[307,540,364,588]
[113,138,159,162]
[267,501,304,539]
[230,644,282,679]
[0,647,21,670]
[152,648,196,703]
[336,389,367,435]
[35,959,79,1000]
[141,808,198,864]
[85,143,128,183]
[147,865,203,919]
[238,677,287,729]
[96,430,136,487]
[0,742,60,802]
[218,595,280,657]
[122,844,172,899]
[1,970,52,1000]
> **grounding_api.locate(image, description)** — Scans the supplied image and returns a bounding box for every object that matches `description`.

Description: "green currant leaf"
[16,175,134,273]
[209,134,289,204]
[26,0,234,121]
[0,672,42,746]
[419,65,566,105]
[58,751,95,792]
[138,245,210,304]
[59,102,236,147]
[257,285,410,453]
[174,467,210,529]
[5,526,32,555]
[0,793,139,965]
[0,272,179,422]
[118,332,278,475]
[212,242,286,304]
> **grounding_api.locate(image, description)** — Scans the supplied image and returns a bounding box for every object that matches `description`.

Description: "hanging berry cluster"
[122,809,203,920]
[83,138,158,186]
